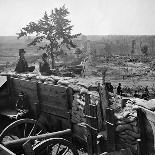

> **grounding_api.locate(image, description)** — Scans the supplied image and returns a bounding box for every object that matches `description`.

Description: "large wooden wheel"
[0,118,46,154]
[33,138,79,155]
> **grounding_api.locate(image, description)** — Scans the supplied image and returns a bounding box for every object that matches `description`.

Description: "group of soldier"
[15,48,54,76]
[106,82,150,100]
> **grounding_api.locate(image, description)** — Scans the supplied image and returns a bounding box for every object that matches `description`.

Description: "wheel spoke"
[55,144,60,155]
[10,135,18,140]
[28,124,36,137]
[24,123,27,137]
[36,129,43,136]
[33,138,79,155]
[0,119,46,155]
[63,147,69,155]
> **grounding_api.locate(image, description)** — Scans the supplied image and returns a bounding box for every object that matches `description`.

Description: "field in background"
[0,36,41,71]
[1,35,155,93]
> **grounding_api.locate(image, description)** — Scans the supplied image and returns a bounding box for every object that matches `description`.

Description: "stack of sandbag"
[71,88,100,124]
[109,93,122,112]
[114,100,140,154]
[133,98,155,111]
[71,92,86,123]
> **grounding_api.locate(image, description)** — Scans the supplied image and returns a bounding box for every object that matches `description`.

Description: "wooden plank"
[0,144,16,155]
[41,100,68,110]
[38,83,68,108]
[38,83,67,96]
[39,90,67,100]
[40,104,68,118]
[12,78,37,92]
[40,95,67,107]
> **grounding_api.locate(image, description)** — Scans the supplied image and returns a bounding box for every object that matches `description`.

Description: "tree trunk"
[50,52,55,69]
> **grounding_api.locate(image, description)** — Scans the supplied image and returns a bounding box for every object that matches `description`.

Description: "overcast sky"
[0,0,155,36]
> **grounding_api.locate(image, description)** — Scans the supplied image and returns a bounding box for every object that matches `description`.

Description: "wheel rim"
[0,119,46,142]
[0,119,46,154]
[33,138,79,155]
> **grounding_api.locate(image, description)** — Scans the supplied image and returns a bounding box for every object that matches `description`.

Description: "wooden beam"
[4,129,71,147]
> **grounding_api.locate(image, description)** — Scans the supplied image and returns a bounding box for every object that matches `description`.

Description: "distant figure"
[134,91,140,98]
[109,82,114,93]
[15,49,35,73]
[106,82,114,93]
[117,83,122,95]
[145,86,149,96]
[80,57,88,77]
[142,86,149,100]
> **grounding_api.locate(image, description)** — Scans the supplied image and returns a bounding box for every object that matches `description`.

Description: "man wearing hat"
[39,52,58,76]
[15,49,35,73]
[39,52,52,75]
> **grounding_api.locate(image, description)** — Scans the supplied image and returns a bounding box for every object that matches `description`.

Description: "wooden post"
[34,82,41,119]
[98,83,109,129]
[7,75,13,108]
[66,87,74,138]
[106,108,116,152]
[137,108,147,155]
[33,102,40,119]
[85,93,98,155]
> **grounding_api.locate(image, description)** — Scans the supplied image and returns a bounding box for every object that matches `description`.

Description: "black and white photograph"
[0,0,155,154]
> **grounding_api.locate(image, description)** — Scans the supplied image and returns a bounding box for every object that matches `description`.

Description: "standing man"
[15,49,35,73]
[117,83,123,95]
